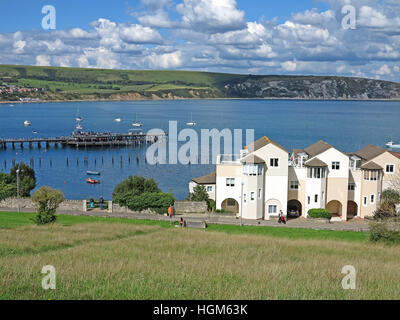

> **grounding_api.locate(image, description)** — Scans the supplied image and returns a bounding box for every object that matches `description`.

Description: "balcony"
[217,154,242,165]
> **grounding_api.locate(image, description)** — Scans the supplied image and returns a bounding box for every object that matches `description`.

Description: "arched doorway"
[347,201,358,218]
[326,200,342,217]
[221,198,239,214]
[287,200,302,218]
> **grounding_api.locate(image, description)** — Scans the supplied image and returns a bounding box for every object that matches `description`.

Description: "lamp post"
[240,182,244,227]
[16,164,21,213]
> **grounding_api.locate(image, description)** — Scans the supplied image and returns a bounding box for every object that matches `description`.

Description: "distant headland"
[1,64,400,103]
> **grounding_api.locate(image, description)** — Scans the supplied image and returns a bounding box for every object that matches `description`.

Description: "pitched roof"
[361,161,383,170]
[304,157,328,167]
[355,144,386,160]
[390,151,400,159]
[192,171,216,184]
[241,154,265,164]
[245,136,288,153]
[303,140,333,157]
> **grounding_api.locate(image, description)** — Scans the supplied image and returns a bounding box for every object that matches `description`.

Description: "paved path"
[0,207,370,232]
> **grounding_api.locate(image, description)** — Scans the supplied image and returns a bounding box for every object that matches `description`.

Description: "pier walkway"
[0,131,167,149]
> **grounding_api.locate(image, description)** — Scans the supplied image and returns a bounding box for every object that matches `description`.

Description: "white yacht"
[186,113,196,126]
[24,120,31,126]
[114,118,122,122]
[132,113,143,127]
[386,141,400,149]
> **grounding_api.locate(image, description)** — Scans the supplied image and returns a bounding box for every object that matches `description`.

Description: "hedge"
[126,192,175,214]
[308,208,332,219]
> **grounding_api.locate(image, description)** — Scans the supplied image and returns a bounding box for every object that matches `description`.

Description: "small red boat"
[86,178,100,184]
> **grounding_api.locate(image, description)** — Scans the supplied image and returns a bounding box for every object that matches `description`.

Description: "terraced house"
[189,136,400,221]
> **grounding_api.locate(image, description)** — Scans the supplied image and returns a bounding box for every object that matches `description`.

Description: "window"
[269,158,279,167]
[308,167,326,179]
[268,205,277,214]
[207,186,213,192]
[371,194,375,204]
[307,196,310,205]
[363,197,367,206]
[364,170,381,181]
[227,199,236,206]
[226,178,235,187]
[243,164,263,176]
[386,165,394,174]
[258,188,262,199]
[243,194,247,204]
[250,192,255,201]
[348,183,355,191]
[315,194,318,203]
[332,162,340,170]
[290,181,299,190]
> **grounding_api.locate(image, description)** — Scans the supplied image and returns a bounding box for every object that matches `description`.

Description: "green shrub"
[32,186,65,225]
[370,221,400,244]
[126,192,175,214]
[113,176,160,207]
[308,209,332,219]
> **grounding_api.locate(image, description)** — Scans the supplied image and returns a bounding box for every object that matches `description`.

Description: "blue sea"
[0,99,399,200]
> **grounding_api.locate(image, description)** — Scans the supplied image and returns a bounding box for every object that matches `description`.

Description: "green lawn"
[0,211,369,242]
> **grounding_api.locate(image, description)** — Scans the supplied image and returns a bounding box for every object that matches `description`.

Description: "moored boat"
[86,178,100,184]
[87,171,101,175]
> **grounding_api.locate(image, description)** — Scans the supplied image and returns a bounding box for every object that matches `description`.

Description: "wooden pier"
[0,131,167,150]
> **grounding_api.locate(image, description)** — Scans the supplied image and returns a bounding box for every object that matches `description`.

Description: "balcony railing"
[217,154,242,165]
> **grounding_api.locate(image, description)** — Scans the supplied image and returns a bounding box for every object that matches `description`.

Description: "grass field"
[0,211,399,299]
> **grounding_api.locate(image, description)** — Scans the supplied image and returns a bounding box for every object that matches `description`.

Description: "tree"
[9,163,36,197]
[0,173,16,201]
[380,189,400,215]
[187,185,214,211]
[113,176,160,206]
[32,186,65,225]
[188,185,209,202]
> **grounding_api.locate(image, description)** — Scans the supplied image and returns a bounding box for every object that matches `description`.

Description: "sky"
[0,0,399,81]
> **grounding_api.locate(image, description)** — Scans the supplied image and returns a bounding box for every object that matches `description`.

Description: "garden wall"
[0,198,87,213]
[174,201,207,214]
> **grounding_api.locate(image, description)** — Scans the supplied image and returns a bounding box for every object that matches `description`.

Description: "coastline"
[2,97,400,105]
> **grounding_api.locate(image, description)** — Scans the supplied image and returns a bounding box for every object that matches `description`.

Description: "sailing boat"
[186,113,196,126]
[75,106,83,122]
[132,113,143,127]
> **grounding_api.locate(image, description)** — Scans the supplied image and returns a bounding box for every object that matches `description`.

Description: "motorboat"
[32,130,38,134]
[87,171,101,175]
[186,113,196,126]
[24,120,31,126]
[386,141,400,149]
[132,113,143,127]
[86,178,100,184]
[114,118,122,122]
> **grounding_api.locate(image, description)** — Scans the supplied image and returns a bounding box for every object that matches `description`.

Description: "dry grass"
[0,222,399,299]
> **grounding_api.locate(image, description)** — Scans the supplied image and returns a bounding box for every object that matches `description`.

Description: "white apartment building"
[189,136,400,221]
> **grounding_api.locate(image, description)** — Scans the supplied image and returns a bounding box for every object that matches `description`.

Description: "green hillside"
[0,64,246,101]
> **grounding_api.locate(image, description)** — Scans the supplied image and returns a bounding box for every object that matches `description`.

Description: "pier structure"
[0,131,167,150]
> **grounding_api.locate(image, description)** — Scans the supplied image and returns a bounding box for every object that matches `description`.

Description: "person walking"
[278,210,286,224]
[99,197,104,210]
[90,198,94,209]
